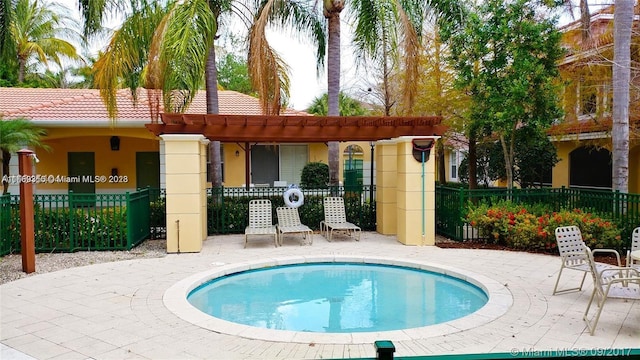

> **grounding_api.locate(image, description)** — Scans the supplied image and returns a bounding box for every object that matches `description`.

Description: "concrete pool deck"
[1,232,639,359]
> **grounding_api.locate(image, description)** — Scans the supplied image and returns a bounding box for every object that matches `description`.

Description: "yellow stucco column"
[160,134,209,253]
[396,136,439,246]
[375,140,398,235]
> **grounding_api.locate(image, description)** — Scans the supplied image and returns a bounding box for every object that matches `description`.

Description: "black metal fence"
[207,186,376,235]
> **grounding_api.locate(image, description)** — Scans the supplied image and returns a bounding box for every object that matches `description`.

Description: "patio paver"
[1,232,638,359]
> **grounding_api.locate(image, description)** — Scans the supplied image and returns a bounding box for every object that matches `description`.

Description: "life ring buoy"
[284,187,304,208]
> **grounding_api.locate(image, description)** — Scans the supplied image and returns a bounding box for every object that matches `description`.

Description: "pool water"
[187,263,488,333]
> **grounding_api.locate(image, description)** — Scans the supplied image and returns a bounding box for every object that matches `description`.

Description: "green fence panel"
[148,188,166,239]
[34,193,72,252]
[0,194,20,256]
[435,186,640,246]
[127,189,151,248]
[68,192,129,251]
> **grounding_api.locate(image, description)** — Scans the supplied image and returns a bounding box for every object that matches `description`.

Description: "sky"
[50,0,593,111]
[52,0,370,111]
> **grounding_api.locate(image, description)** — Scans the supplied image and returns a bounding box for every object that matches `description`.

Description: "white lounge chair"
[552,225,621,295]
[626,227,640,270]
[244,199,277,248]
[320,197,361,242]
[276,207,312,246]
[583,244,640,335]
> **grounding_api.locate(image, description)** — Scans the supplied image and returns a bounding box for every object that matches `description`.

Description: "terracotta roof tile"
[0,88,308,121]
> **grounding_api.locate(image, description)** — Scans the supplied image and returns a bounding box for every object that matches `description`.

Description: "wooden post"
[17,149,36,273]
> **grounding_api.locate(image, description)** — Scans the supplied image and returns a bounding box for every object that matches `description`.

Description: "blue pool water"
[187,263,488,333]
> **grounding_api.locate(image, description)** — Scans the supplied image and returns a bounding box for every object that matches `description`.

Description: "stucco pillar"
[396,136,439,246]
[160,134,209,253]
[375,140,397,235]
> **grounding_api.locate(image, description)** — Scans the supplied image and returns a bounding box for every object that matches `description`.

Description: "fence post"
[17,149,36,273]
[457,188,465,241]
[126,191,132,249]
[374,340,395,360]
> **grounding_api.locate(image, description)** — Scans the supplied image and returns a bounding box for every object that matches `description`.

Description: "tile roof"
[0,87,308,122]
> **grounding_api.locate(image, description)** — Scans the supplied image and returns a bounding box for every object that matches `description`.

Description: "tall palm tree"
[0,117,48,194]
[323,0,344,186]
[611,0,634,193]
[8,0,83,83]
[92,0,325,186]
[323,0,464,185]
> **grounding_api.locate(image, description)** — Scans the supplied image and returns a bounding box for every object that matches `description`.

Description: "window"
[580,81,597,115]
[449,151,458,180]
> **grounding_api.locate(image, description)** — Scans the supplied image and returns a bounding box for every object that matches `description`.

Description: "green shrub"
[300,162,329,189]
[466,201,624,252]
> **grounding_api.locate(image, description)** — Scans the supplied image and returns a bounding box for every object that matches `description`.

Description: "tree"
[0,117,48,194]
[323,0,464,186]
[611,0,633,193]
[306,92,369,116]
[217,53,256,96]
[447,0,564,189]
[7,0,83,84]
[92,0,325,186]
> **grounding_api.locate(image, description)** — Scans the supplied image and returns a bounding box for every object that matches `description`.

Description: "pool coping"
[163,255,513,345]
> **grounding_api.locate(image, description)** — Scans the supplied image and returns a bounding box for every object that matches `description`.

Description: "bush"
[466,201,624,252]
[300,162,329,189]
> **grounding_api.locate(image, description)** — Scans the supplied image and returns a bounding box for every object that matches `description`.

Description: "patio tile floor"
[1,232,638,359]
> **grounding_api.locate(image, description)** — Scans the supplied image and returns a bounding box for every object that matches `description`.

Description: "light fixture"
[110,136,120,151]
[235,150,240,157]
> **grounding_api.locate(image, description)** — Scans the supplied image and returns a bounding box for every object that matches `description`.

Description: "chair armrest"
[592,248,621,266]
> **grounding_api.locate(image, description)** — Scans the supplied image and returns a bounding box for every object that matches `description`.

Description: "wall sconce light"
[235,150,240,157]
[110,136,120,151]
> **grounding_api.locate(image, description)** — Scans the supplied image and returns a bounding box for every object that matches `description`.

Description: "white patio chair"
[583,244,640,335]
[276,207,313,246]
[626,227,640,270]
[552,226,621,295]
[244,199,277,248]
[320,197,361,242]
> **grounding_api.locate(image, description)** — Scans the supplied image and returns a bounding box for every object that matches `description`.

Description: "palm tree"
[8,0,83,83]
[323,0,344,186]
[611,0,633,193]
[323,0,464,185]
[306,92,369,116]
[92,0,325,186]
[0,117,48,194]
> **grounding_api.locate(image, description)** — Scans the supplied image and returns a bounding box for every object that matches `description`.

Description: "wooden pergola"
[147,113,445,189]
[146,114,446,142]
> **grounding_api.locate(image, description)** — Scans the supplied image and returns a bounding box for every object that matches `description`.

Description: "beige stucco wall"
[395,137,438,246]
[552,141,574,189]
[375,140,398,235]
[162,134,208,253]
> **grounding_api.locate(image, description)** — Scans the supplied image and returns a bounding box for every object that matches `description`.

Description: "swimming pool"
[187,263,488,333]
[164,255,512,344]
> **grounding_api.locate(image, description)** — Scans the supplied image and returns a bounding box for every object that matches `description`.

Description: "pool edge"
[163,255,513,345]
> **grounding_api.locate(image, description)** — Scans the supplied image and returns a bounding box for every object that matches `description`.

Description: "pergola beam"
[147,114,445,142]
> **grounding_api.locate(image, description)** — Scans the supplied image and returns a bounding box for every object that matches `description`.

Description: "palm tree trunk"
[205,44,223,188]
[327,11,341,186]
[18,58,26,83]
[611,0,633,193]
